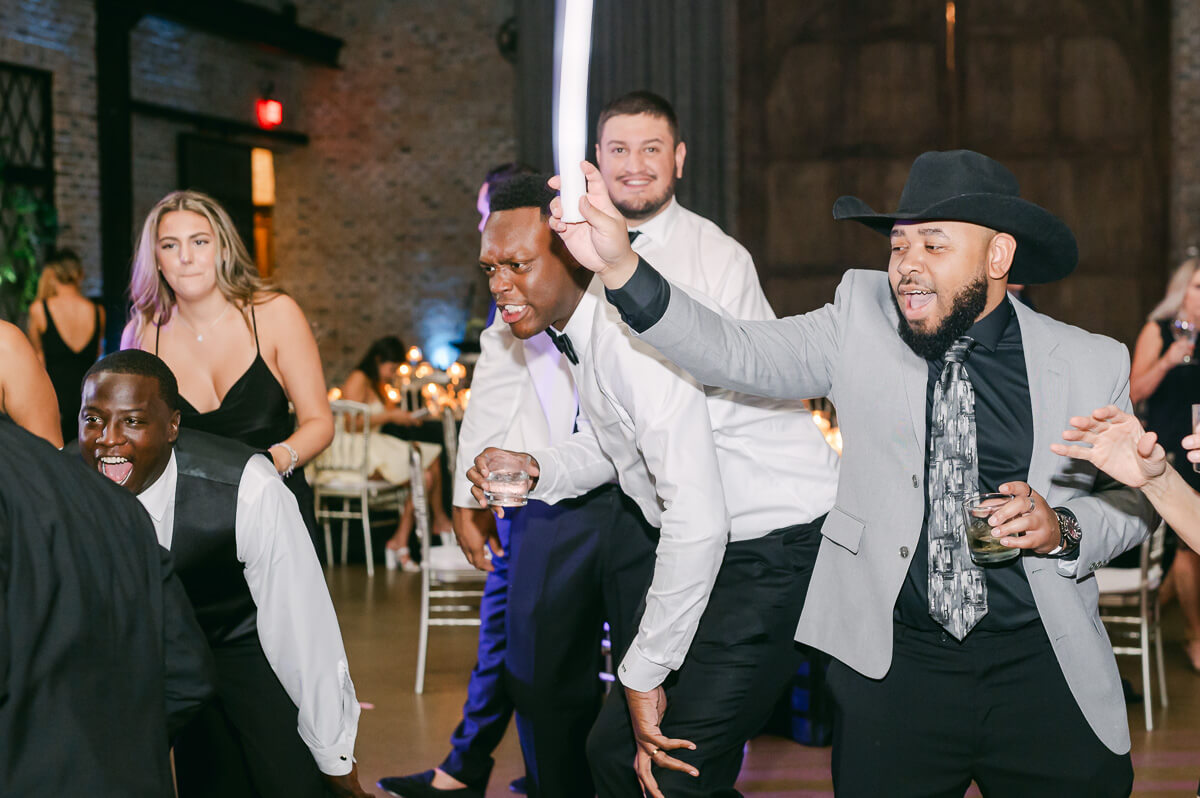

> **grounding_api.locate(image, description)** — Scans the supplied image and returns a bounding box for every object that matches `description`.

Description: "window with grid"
[0,63,54,312]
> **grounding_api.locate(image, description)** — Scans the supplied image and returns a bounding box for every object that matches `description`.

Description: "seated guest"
[0,319,62,446]
[0,415,213,796]
[336,335,450,570]
[77,350,369,798]
[26,248,104,443]
[1128,257,1200,668]
[122,189,333,558]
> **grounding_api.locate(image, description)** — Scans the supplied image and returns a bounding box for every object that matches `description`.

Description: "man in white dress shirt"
[467,174,840,798]
[76,350,368,798]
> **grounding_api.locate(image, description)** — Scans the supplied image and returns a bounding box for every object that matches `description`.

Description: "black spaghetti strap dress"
[156,304,323,560]
[42,299,101,443]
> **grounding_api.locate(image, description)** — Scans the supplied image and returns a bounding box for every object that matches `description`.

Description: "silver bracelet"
[271,441,299,477]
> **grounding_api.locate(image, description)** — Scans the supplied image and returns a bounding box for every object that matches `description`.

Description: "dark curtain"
[514,0,729,229]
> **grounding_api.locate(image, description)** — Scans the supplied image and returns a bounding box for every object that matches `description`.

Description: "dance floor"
[330,566,1200,797]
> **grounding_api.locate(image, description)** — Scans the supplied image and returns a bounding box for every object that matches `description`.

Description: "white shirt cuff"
[310,742,355,776]
[617,644,672,692]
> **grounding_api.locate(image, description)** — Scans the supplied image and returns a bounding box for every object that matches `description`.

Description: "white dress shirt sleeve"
[528,411,619,503]
[712,239,778,322]
[454,319,529,508]
[596,327,731,692]
[236,454,359,776]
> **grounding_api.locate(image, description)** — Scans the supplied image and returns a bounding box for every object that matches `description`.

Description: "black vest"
[172,429,263,647]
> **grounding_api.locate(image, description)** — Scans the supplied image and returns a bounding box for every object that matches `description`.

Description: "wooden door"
[738,0,1168,347]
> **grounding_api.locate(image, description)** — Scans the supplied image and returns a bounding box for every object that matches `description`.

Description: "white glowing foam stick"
[553,0,594,223]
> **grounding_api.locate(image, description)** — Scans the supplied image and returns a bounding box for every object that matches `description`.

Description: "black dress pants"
[828,621,1134,798]
[587,517,824,797]
[505,485,658,798]
[173,637,329,798]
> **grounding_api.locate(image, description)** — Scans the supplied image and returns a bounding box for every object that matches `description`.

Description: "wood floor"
[330,566,1200,797]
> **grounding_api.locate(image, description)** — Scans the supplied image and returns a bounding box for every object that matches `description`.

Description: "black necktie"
[547,328,578,365]
[628,230,641,244]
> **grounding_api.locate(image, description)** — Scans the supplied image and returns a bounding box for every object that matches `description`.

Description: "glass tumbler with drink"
[961,493,1020,565]
[482,450,533,508]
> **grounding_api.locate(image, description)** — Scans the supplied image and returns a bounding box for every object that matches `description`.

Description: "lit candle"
[383,385,400,403]
[327,386,343,401]
[406,345,423,365]
[448,361,466,385]
[397,363,411,385]
[415,362,433,379]
[460,388,471,409]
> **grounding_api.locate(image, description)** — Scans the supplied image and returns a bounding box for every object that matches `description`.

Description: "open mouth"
[619,176,654,189]
[499,303,529,325]
[98,455,135,486]
[900,287,937,318]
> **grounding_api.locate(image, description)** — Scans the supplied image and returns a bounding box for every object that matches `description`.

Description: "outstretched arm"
[1053,405,1200,547]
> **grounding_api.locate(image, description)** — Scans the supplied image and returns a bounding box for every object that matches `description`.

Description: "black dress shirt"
[894,296,1040,633]
[609,260,1042,634]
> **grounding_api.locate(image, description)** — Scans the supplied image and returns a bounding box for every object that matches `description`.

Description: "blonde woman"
[122,190,333,555]
[27,249,103,442]
[1129,256,1200,669]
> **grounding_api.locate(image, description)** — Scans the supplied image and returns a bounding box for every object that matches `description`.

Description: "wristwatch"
[1050,507,1082,556]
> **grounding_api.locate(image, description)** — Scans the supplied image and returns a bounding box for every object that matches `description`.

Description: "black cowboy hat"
[832,150,1078,285]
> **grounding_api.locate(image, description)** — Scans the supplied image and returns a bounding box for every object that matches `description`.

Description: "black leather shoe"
[378,770,483,798]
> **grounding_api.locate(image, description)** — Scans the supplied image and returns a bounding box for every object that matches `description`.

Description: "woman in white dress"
[338,336,450,570]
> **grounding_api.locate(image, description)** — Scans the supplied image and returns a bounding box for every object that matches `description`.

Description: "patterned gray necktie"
[927,336,987,639]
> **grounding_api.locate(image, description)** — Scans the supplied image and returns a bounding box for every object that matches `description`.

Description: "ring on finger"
[1027,497,1035,514]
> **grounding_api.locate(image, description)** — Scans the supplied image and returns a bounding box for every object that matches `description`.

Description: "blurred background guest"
[26,248,103,443]
[1130,256,1200,670]
[335,334,450,570]
[121,190,333,558]
[0,319,62,447]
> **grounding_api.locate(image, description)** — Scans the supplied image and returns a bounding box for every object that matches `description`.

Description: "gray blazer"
[634,268,1154,754]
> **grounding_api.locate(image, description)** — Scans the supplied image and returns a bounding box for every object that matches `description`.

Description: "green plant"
[0,153,58,322]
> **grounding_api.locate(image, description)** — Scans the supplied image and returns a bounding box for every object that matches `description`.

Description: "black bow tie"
[628,230,641,244]
[547,328,578,365]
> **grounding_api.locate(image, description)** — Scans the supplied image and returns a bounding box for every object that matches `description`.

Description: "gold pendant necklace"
[176,304,231,342]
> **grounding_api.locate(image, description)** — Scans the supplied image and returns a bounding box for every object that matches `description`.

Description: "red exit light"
[256,98,283,129]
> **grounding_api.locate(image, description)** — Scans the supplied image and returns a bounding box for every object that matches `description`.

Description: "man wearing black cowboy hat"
[549,149,1154,796]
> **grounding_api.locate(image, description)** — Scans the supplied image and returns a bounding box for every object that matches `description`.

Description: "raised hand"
[1050,405,1167,489]
[548,163,640,289]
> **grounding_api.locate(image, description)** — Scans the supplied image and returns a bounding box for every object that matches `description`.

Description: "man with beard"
[552,150,1155,796]
[596,91,772,319]
[76,350,370,798]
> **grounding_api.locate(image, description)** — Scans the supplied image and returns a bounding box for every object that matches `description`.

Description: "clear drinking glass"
[1192,404,1200,474]
[960,493,1021,565]
[1172,319,1198,364]
[482,450,533,507]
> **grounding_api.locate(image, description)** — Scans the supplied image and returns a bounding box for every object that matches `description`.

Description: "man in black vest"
[76,350,370,798]
[0,416,214,796]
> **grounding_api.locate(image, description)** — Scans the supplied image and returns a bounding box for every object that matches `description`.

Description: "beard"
[612,173,677,222]
[891,273,989,360]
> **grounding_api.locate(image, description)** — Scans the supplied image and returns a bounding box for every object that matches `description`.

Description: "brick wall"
[270,1,516,379]
[1172,0,1200,262]
[0,0,100,294]
[127,1,515,379]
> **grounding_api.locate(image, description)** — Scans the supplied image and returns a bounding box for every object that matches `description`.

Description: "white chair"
[311,400,407,577]
[413,443,486,694]
[1095,521,1168,730]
